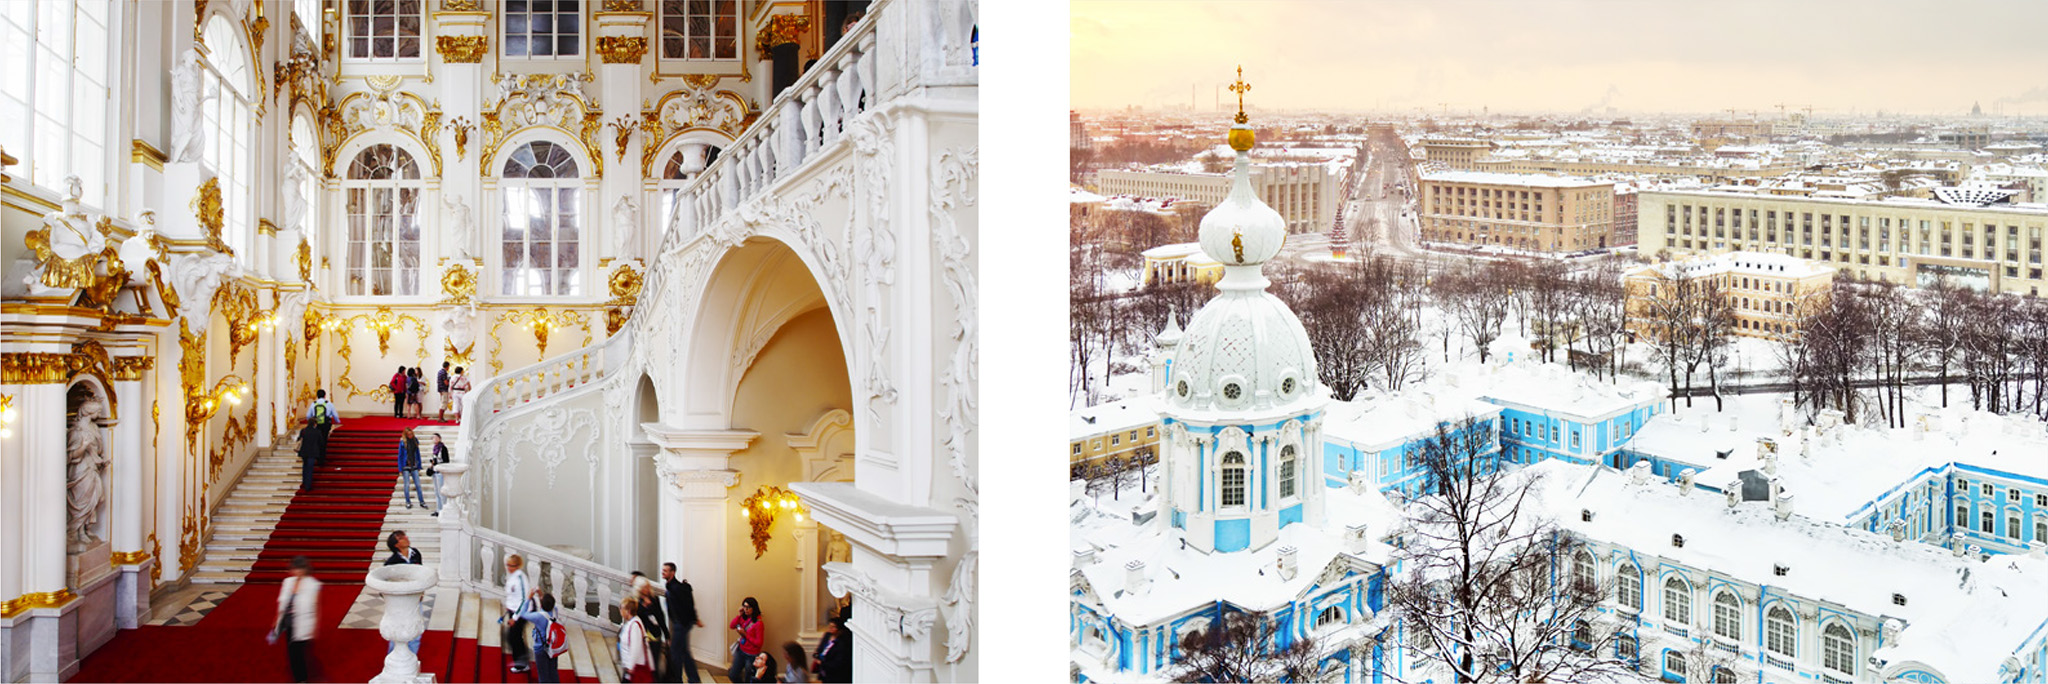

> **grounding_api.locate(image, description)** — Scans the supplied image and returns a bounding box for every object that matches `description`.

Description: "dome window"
[1223,383,1243,400]
[1176,380,1190,398]
[1281,377,1297,397]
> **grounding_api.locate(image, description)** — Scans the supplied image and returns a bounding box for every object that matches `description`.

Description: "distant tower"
[1972,101,1984,117]
[1156,66,1327,554]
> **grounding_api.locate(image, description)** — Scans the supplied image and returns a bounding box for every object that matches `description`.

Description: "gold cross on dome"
[1230,66,1251,124]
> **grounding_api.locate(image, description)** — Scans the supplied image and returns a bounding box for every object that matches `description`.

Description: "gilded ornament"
[436,35,489,63]
[179,328,208,457]
[596,36,648,64]
[421,103,445,170]
[258,218,277,236]
[149,261,180,312]
[607,264,643,303]
[148,532,160,583]
[606,307,630,336]
[215,284,261,362]
[192,0,208,43]
[608,114,636,162]
[581,112,608,177]
[448,117,475,161]
[680,73,720,90]
[446,340,475,367]
[109,550,151,566]
[1,353,77,384]
[600,0,640,10]
[296,237,312,282]
[247,15,270,60]
[478,112,505,173]
[442,0,483,9]
[756,14,812,60]
[178,502,201,574]
[441,263,477,304]
[109,356,156,382]
[190,177,235,256]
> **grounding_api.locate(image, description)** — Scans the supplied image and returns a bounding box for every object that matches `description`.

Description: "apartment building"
[1624,251,1837,341]
[1419,171,1616,253]
[1639,189,2048,296]
[1097,163,1338,234]
[1421,137,1491,170]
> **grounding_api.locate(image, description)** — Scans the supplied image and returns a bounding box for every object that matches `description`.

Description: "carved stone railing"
[469,526,633,632]
[679,0,881,233]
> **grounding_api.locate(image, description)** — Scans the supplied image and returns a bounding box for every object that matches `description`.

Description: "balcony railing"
[469,526,636,631]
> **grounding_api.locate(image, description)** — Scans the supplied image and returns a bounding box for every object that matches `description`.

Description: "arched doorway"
[658,236,854,669]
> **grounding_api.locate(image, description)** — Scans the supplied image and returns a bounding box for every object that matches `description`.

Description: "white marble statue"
[119,211,161,285]
[66,397,109,549]
[442,192,476,259]
[44,176,105,259]
[282,160,310,233]
[612,195,639,258]
[442,303,479,352]
[168,49,219,164]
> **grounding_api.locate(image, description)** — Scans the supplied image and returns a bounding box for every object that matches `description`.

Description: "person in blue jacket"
[396,428,426,508]
[514,590,563,683]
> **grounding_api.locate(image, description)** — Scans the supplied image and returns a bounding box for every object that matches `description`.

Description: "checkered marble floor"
[144,587,235,627]
[340,588,441,631]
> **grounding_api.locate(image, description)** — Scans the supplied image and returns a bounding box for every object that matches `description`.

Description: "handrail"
[458,328,631,448]
[674,0,886,237]
[469,525,634,633]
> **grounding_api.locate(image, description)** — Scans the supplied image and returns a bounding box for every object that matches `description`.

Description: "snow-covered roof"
[1457,362,1664,420]
[1531,459,2048,684]
[1071,397,1161,440]
[1323,393,1502,450]
[1629,251,1834,281]
[1071,187,1107,203]
[1139,242,1214,262]
[1626,401,2048,525]
[1422,170,1610,189]
[1072,482,1402,627]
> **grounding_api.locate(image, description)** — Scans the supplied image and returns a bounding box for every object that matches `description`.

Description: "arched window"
[1571,551,1595,592]
[1710,666,1737,684]
[656,145,721,237]
[1664,650,1686,679]
[1615,635,1637,662]
[1279,445,1298,498]
[202,15,255,256]
[1822,622,1855,675]
[1314,605,1344,630]
[500,141,583,296]
[1220,452,1246,508]
[343,145,422,295]
[1616,563,1641,611]
[1765,605,1797,657]
[1570,620,1592,651]
[1712,591,1741,640]
[0,1,112,204]
[289,117,320,235]
[1663,577,1691,624]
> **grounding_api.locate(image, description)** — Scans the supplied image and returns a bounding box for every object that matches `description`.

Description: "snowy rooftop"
[1532,459,2048,683]
[1071,396,1161,440]
[1323,392,1502,450]
[1629,251,1834,280]
[1421,170,1609,189]
[1626,399,2048,525]
[1645,187,2048,216]
[1072,482,1403,626]
[1453,361,1664,420]
[1138,242,1214,262]
[1072,187,1107,203]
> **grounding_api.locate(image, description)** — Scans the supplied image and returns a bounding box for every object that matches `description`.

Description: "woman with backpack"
[514,590,565,683]
[396,428,427,509]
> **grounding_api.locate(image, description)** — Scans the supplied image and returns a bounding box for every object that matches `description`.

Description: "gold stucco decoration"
[441,263,477,304]
[436,35,489,63]
[296,236,313,282]
[596,36,648,64]
[756,14,812,60]
[190,178,235,256]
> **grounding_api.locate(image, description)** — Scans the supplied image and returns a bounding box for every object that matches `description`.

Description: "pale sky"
[1072,0,2048,116]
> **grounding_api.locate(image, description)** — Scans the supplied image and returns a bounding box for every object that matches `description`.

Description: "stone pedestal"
[368,564,439,684]
[433,463,471,588]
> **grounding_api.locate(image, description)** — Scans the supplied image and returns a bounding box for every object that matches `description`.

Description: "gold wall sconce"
[0,394,16,439]
[740,485,808,559]
[198,376,251,418]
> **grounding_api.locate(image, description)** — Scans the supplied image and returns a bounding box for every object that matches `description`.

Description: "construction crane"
[1773,103,1788,116]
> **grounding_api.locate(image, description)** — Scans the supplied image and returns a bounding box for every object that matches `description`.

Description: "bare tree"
[1169,610,1322,684]
[1387,417,1628,684]
[1921,278,1970,408]
[1683,276,1736,411]
[1106,454,1134,501]
[1568,259,1629,381]
[1085,462,1112,504]
[1361,258,1429,393]
[1525,261,1572,365]
[1437,262,1515,364]
[1133,446,1159,493]
[1278,261,1374,401]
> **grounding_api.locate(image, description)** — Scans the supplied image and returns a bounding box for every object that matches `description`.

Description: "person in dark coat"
[812,617,852,683]
[661,562,702,683]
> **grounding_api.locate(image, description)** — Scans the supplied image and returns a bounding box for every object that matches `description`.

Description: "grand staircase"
[189,446,297,583]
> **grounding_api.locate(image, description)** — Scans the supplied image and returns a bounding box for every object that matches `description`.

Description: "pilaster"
[642,424,754,666]
[594,8,651,261]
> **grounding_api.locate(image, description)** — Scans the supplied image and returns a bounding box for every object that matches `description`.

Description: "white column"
[643,425,755,667]
[109,371,147,628]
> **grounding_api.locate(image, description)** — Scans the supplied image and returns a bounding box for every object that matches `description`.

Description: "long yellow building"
[1639,189,2048,296]
[1419,171,1616,253]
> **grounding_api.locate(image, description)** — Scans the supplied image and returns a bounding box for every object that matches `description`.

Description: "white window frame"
[1617,564,1641,611]
[1821,622,1855,675]
[1663,577,1690,624]
[1765,605,1797,657]
[498,140,585,297]
[201,15,255,259]
[341,144,423,297]
[343,0,424,60]
[657,0,742,63]
[1220,451,1247,509]
[1279,444,1298,499]
[1712,591,1741,640]
[1,1,114,207]
[501,0,582,59]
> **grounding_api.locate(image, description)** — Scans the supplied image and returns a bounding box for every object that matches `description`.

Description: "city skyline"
[1073,0,2048,117]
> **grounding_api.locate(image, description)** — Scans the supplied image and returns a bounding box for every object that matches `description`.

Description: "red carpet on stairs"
[70,417,438,683]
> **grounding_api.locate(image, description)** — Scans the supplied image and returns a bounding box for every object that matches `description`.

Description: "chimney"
[1125,559,1150,595]
[1074,546,1097,567]
[1345,524,1371,554]
[1774,492,1794,521]
[1728,413,1738,432]
[1277,545,1299,581]
[1889,520,1907,542]
[1699,414,1711,433]
[2030,541,2046,560]
[1952,533,1967,556]
[1678,468,1697,495]
[1882,618,1904,644]
[1629,461,1653,486]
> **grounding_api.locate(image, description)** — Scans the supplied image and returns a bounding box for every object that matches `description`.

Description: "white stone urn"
[368,563,439,683]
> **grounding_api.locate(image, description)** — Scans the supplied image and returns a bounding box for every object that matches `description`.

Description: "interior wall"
[724,308,851,658]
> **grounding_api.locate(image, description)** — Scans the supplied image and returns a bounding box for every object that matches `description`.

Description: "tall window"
[1712,592,1741,640]
[1220,452,1245,508]
[1278,445,1297,498]
[1822,623,1855,674]
[1663,651,1686,680]
[1571,552,1595,591]
[1662,578,1690,624]
[504,0,580,57]
[1710,666,1737,683]
[1765,605,1797,657]
[202,16,255,256]
[343,145,421,295]
[501,141,583,296]
[345,0,423,59]
[1616,564,1641,611]
[0,1,112,205]
[660,0,737,60]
